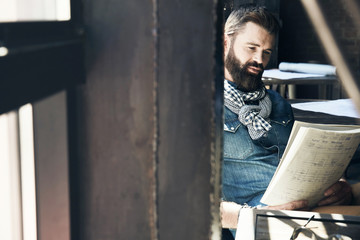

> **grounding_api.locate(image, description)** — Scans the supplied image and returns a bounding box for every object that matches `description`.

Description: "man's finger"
[318,188,352,206]
[324,181,348,197]
[319,180,352,206]
[261,200,308,210]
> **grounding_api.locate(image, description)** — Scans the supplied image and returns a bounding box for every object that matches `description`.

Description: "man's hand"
[220,201,242,229]
[260,200,308,211]
[317,178,353,206]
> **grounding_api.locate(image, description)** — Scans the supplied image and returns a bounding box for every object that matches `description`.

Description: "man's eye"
[248,47,256,51]
[264,51,271,55]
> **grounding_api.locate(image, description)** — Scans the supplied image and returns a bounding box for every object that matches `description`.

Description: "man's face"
[224,22,275,92]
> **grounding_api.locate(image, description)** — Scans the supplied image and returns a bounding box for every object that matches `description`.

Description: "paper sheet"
[262,69,326,80]
[261,123,360,207]
[291,99,360,119]
[279,62,337,75]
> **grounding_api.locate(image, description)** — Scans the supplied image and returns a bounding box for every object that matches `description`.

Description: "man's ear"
[224,34,231,57]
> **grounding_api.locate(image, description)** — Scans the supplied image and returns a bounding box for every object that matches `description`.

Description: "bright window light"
[19,104,37,240]
[0,111,22,240]
[0,0,71,22]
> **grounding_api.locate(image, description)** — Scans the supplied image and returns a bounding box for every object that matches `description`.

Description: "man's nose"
[252,52,263,64]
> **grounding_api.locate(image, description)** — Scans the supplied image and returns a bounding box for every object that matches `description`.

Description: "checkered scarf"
[224,80,272,140]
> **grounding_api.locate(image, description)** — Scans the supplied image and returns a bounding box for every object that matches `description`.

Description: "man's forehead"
[233,22,275,47]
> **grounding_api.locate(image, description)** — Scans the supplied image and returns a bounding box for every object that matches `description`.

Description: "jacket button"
[230,127,235,130]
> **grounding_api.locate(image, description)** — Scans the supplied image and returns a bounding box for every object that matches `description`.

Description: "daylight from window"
[0,105,37,240]
[0,0,70,22]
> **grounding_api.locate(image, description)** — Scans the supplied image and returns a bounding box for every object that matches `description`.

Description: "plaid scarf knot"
[224,80,272,140]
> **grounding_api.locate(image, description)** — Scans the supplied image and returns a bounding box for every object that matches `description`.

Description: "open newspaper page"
[261,121,360,207]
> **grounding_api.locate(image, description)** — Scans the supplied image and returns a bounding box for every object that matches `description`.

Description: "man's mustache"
[247,61,264,70]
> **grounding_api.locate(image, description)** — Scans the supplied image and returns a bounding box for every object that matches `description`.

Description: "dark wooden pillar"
[70,0,223,239]
[157,0,223,239]
[71,0,157,239]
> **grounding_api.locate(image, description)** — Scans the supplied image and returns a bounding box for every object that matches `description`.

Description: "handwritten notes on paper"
[261,121,360,207]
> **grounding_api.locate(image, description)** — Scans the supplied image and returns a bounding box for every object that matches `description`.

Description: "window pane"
[0,0,71,22]
[0,111,22,240]
[0,105,38,240]
[19,104,38,240]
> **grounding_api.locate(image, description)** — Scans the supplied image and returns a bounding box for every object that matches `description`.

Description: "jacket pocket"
[224,119,254,161]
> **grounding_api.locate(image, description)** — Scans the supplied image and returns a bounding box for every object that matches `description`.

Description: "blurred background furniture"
[262,69,340,99]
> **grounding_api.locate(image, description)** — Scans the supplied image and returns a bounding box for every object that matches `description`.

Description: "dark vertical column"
[71,0,157,239]
[70,0,223,239]
[157,1,222,239]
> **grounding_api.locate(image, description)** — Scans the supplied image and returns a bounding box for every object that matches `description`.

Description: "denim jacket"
[222,89,294,207]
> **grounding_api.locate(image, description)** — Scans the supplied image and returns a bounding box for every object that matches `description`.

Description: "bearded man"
[220,5,354,239]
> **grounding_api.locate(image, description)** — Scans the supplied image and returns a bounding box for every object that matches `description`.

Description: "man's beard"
[225,49,265,92]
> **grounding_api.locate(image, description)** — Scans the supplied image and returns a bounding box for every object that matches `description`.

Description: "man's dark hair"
[224,4,280,37]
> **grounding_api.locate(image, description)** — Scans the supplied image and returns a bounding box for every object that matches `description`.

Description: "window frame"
[0,0,84,114]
